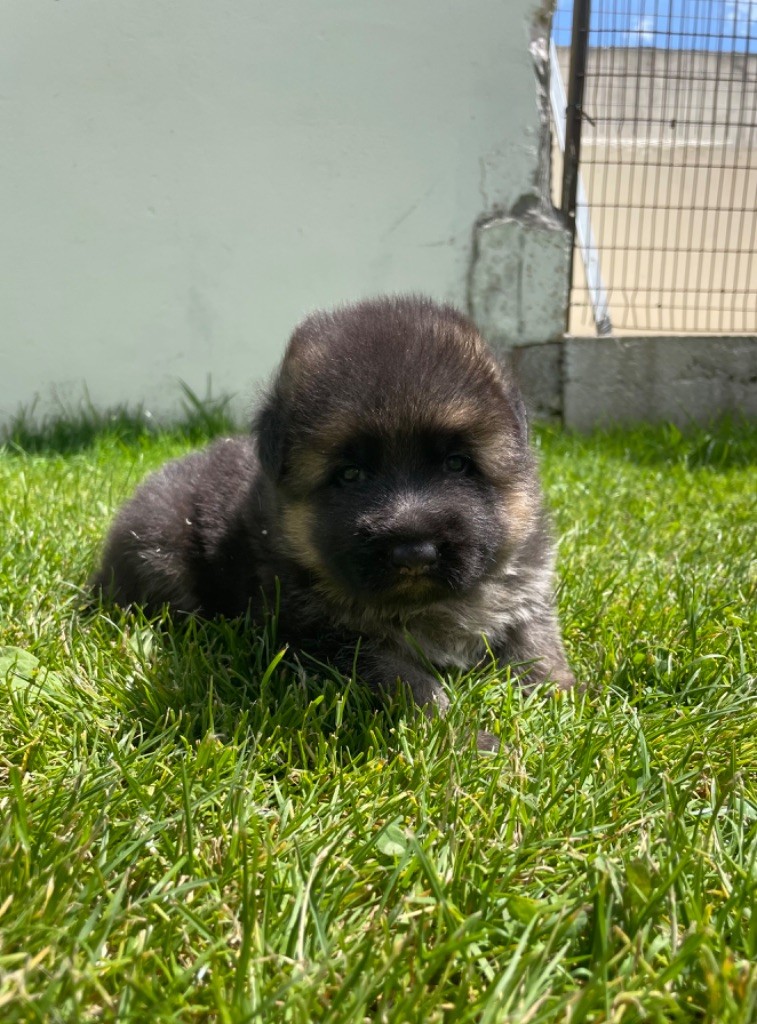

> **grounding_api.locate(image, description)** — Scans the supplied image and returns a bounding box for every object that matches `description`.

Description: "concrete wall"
[0,0,567,427]
[515,336,757,429]
[564,336,757,430]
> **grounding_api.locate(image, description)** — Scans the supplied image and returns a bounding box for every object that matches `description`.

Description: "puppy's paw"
[476,729,501,753]
[552,668,577,691]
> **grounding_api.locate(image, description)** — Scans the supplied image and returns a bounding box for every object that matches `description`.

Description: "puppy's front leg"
[493,613,576,693]
[361,646,450,714]
[360,645,499,752]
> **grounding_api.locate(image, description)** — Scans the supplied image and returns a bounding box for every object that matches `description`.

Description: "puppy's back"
[92,436,262,616]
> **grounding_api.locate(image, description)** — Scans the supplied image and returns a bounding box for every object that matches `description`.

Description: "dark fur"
[93,296,574,743]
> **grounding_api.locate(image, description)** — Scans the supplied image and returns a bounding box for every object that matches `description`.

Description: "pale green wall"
[1,0,561,424]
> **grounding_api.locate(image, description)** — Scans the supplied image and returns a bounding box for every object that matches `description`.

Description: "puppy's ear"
[254,389,287,480]
[254,323,318,481]
[509,387,529,445]
[496,355,530,445]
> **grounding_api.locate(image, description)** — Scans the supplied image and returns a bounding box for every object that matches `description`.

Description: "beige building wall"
[552,46,757,335]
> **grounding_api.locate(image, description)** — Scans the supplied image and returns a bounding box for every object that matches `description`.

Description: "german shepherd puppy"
[93,296,574,745]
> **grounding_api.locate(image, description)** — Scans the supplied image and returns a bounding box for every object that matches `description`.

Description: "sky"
[551,0,757,53]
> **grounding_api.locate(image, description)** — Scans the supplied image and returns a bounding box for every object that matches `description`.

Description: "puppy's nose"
[390,540,439,572]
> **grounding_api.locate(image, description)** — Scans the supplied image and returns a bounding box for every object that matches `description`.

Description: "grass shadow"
[538,415,757,470]
[80,603,401,769]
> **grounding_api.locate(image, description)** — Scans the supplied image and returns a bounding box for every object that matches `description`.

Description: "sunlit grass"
[1,415,755,1022]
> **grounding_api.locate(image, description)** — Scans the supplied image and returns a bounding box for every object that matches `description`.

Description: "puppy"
[93,296,575,744]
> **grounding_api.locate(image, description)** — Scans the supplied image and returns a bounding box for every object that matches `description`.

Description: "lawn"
[0,413,755,1023]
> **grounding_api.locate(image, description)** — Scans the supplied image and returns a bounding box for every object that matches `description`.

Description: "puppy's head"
[256,296,539,610]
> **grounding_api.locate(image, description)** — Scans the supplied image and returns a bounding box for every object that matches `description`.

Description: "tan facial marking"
[279,502,325,571]
[289,448,333,492]
[499,482,539,548]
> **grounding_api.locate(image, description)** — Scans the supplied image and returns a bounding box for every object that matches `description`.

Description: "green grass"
[1,414,755,1023]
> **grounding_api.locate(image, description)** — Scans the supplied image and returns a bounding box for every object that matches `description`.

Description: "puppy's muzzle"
[390,540,439,575]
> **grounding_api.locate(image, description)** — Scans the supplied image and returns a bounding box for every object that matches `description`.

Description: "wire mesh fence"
[551,0,757,335]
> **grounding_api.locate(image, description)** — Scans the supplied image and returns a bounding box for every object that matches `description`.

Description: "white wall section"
[0,0,561,424]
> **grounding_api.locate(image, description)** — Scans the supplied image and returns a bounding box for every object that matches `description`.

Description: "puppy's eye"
[337,465,366,484]
[443,454,471,474]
